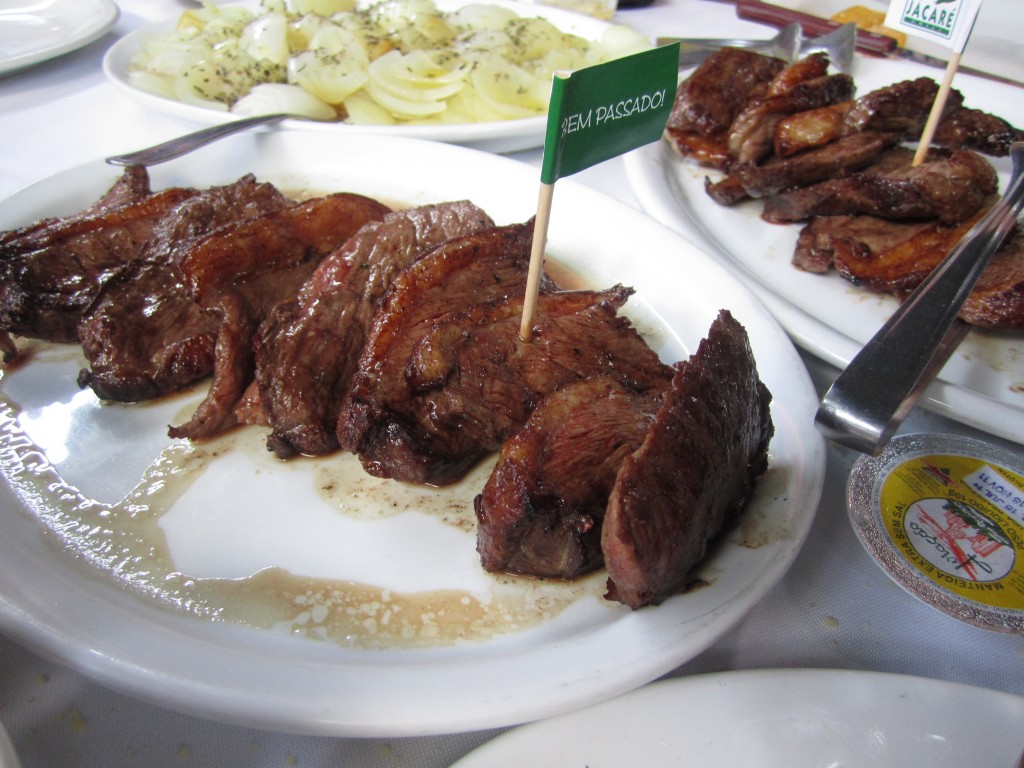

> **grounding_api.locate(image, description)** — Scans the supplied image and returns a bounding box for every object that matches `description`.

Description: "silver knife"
[885,47,1024,89]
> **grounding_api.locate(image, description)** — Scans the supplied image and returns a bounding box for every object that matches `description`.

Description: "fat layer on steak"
[0,175,200,346]
[252,200,494,458]
[339,217,672,485]
[77,173,290,402]
[167,192,391,440]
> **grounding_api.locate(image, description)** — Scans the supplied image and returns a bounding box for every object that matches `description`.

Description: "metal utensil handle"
[663,23,802,68]
[815,143,1024,455]
[105,113,291,167]
[735,0,898,54]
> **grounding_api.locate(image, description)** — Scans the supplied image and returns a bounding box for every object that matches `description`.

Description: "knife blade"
[733,0,1024,89]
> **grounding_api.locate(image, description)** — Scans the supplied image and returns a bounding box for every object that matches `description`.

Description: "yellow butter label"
[879,453,1024,611]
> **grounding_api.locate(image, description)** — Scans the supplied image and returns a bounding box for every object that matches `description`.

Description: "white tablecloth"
[1,0,1022,765]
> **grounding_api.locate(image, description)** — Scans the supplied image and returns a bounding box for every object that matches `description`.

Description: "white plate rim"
[449,668,1024,767]
[623,56,1024,446]
[101,0,618,153]
[0,0,119,77]
[0,131,826,736]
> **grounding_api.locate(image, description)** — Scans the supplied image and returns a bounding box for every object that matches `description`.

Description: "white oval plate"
[624,55,1024,445]
[102,0,616,153]
[0,131,825,736]
[450,669,1024,767]
[0,0,119,77]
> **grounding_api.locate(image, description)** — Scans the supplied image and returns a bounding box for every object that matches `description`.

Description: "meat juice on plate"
[0,301,605,650]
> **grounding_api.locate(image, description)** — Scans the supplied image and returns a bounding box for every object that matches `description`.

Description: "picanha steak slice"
[761,148,998,224]
[0,165,153,255]
[792,212,942,274]
[345,283,672,486]
[665,47,786,169]
[339,219,546,473]
[475,376,664,579]
[0,166,156,359]
[602,310,773,609]
[77,173,291,401]
[253,200,494,458]
[728,59,854,165]
[706,130,903,205]
[954,226,1024,329]
[814,209,1024,330]
[0,174,200,345]
[169,192,390,440]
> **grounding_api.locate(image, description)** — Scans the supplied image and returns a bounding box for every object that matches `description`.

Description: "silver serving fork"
[659,22,855,70]
[105,113,293,167]
[661,22,802,69]
[815,141,1024,455]
[800,22,855,72]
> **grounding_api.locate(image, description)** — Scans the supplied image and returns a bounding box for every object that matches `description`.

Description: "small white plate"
[451,669,1024,767]
[625,55,1024,445]
[102,0,615,153]
[0,131,825,736]
[0,0,119,77]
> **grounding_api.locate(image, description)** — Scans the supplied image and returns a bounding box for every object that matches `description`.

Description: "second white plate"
[625,55,1024,445]
[451,669,1024,767]
[0,0,119,77]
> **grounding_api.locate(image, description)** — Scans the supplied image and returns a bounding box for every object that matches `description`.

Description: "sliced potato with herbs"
[129,0,652,125]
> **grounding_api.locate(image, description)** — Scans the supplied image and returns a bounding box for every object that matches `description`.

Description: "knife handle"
[735,0,898,55]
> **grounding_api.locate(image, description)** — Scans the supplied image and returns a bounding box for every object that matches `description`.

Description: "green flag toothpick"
[541,43,679,184]
[520,42,680,341]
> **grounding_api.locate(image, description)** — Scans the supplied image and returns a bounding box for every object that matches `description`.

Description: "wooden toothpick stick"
[519,181,555,343]
[913,52,963,166]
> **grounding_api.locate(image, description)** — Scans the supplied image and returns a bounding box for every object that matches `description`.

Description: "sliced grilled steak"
[728,68,855,164]
[932,106,1024,157]
[169,192,390,440]
[475,376,664,579]
[790,146,950,271]
[707,130,901,204]
[344,281,671,486]
[826,211,983,287]
[956,227,1024,329]
[254,200,494,458]
[762,149,998,224]
[742,77,1017,165]
[669,48,786,136]
[602,310,773,609]
[793,213,941,273]
[844,77,963,136]
[0,166,155,255]
[666,47,786,168]
[339,219,545,464]
[794,207,1023,330]
[78,258,221,401]
[0,183,199,344]
[832,212,1023,330]
[77,174,290,401]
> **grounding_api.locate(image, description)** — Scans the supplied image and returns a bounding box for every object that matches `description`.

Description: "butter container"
[847,433,1024,633]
